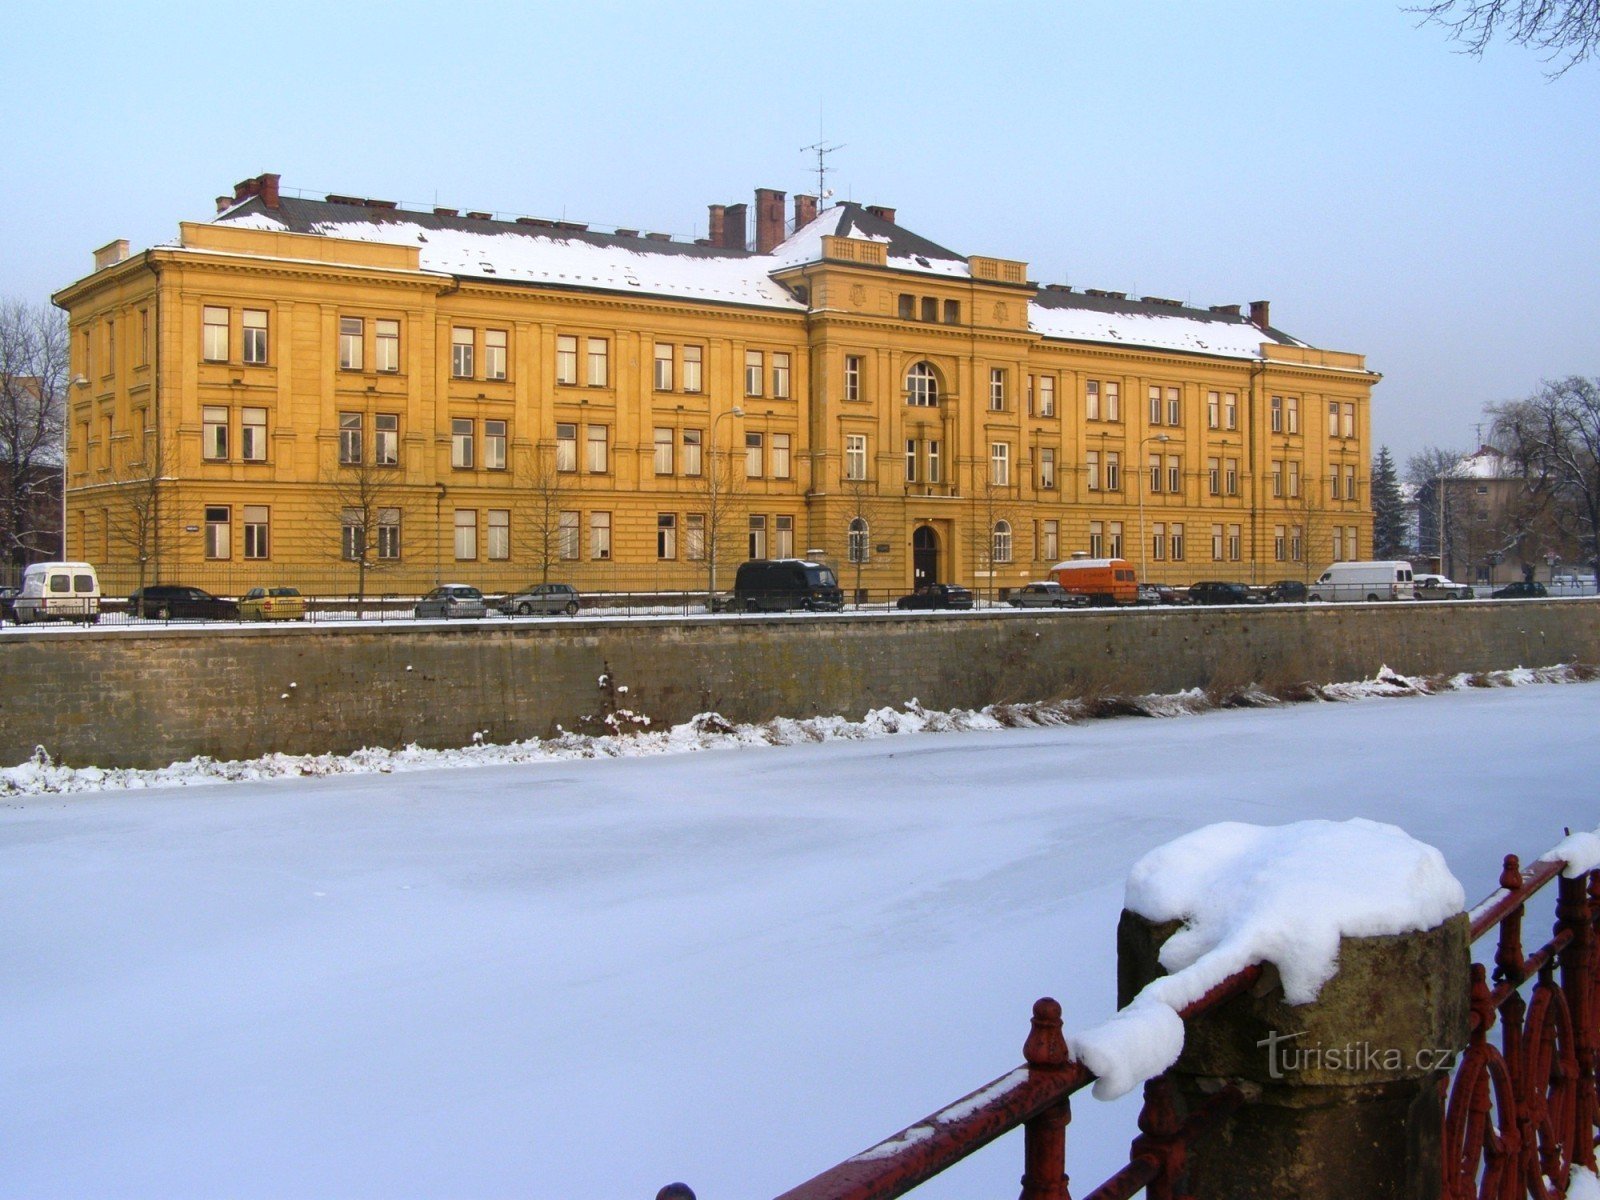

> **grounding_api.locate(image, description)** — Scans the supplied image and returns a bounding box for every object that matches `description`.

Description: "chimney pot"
[434,207,459,217]
[1210,304,1242,317]
[1249,299,1271,329]
[613,228,638,238]
[865,204,897,224]
[794,193,818,230]
[259,173,281,209]
[466,211,493,220]
[754,187,786,253]
[707,204,726,248]
[724,203,748,252]
[216,195,233,214]
[645,231,671,241]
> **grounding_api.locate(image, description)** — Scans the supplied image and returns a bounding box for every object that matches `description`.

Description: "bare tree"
[969,470,1016,604]
[320,455,409,618]
[512,441,569,586]
[1411,0,1600,75]
[0,300,67,568]
[1490,376,1600,577]
[102,423,181,594]
[838,473,892,607]
[700,432,746,610]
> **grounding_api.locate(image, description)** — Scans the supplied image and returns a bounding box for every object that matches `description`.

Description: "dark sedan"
[1491,581,1548,599]
[896,582,975,610]
[1187,581,1267,606]
[127,585,241,620]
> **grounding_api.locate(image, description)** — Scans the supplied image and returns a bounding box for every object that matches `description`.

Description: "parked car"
[240,586,308,621]
[1136,583,1185,606]
[1187,580,1266,606]
[1262,579,1308,604]
[1491,581,1548,599]
[414,584,488,619]
[500,582,581,616]
[0,585,18,621]
[1009,582,1089,609]
[1048,558,1139,606]
[1413,574,1474,601]
[127,585,240,621]
[13,561,100,624]
[896,582,975,610]
[1305,561,1416,602]
[733,559,843,613]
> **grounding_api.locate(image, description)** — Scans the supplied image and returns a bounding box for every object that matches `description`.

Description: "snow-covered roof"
[1030,288,1303,359]
[1454,446,1513,479]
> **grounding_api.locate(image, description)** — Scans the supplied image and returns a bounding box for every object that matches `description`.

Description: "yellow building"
[53,173,1378,601]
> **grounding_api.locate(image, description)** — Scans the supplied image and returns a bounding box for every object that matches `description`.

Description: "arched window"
[848,517,869,563]
[992,519,1012,564]
[905,361,940,407]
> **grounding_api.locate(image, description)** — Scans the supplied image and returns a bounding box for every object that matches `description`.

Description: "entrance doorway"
[913,525,939,586]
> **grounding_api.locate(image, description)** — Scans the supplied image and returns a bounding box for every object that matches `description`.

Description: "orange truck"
[1048,557,1139,606]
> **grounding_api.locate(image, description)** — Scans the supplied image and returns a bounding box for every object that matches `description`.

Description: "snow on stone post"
[1107,820,1471,1199]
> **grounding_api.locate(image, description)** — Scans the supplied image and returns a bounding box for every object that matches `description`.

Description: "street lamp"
[706,405,744,610]
[1138,433,1170,580]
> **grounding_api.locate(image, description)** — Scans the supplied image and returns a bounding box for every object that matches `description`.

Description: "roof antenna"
[801,134,843,210]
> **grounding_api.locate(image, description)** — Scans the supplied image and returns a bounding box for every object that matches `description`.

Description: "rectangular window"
[844,355,862,402]
[1086,380,1100,420]
[205,505,230,559]
[556,335,578,385]
[1171,523,1185,561]
[203,306,229,362]
[559,510,579,559]
[920,296,938,323]
[1330,468,1342,500]
[1208,391,1220,429]
[1167,388,1181,426]
[339,416,361,467]
[1105,381,1121,422]
[1090,521,1104,558]
[586,338,608,386]
[1289,460,1301,499]
[1042,520,1059,562]
[139,309,149,366]
[1167,455,1181,494]
[586,425,609,473]
[682,345,703,393]
[1108,522,1123,559]
[1087,450,1100,491]
[484,329,507,381]
[1345,464,1356,500]
[943,299,960,324]
[452,418,475,469]
[376,319,400,373]
[1153,522,1166,562]
[338,510,362,561]
[452,327,474,379]
[748,514,767,560]
[1225,457,1239,496]
[1271,395,1284,433]
[1275,524,1287,561]
[556,423,577,472]
[454,509,477,560]
[243,505,269,559]
[1207,456,1220,496]
[1342,403,1355,439]
[745,350,763,397]
[1228,524,1242,562]
[1040,447,1056,490]
[1291,525,1303,562]
[682,428,702,476]
[203,406,228,461]
[242,309,268,365]
[488,509,510,560]
[990,442,1010,487]
[376,509,403,561]
[1224,392,1237,430]
[1286,396,1299,434]
[1149,454,1163,495]
[1333,527,1344,561]
[745,431,764,478]
[1328,400,1340,437]
[654,343,673,391]
[990,368,1006,412]
[772,352,791,399]
[685,513,705,560]
[927,440,941,484]
[772,432,791,479]
[1271,460,1283,499]
[654,427,674,474]
[1106,451,1120,491]
[1212,524,1224,562]
[1038,376,1056,417]
[657,513,677,559]
[484,419,506,470]
[898,294,915,320]
[339,316,363,371]
[905,438,917,483]
[845,434,867,481]
[1149,385,1163,426]
[775,514,794,558]
[242,407,267,462]
[375,413,399,465]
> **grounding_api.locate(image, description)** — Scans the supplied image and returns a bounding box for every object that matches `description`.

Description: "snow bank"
[1068,818,1465,1100]
[1541,827,1600,877]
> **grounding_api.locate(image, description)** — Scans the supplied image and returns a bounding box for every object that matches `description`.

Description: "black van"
[733,559,844,612]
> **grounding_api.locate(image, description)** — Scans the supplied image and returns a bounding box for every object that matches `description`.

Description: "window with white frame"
[775,514,794,558]
[1087,380,1101,420]
[905,439,917,483]
[906,361,939,407]
[556,336,578,385]
[203,307,229,362]
[1331,468,1342,500]
[657,513,677,559]
[1225,457,1239,496]
[1223,392,1237,430]
[654,427,673,475]
[559,510,579,559]
[1328,401,1340,437]
[991,442,1010,487]
[375,413,399,466]
[1345,464,1356,500]
[1040,447,1056,489]
[243,505,269,559]
[556,424,577,472]
[848,517,869,563]
[1150,454,1164,494]
[339,412,361,464]
[1291,525,1303,561]
[1170,523,1185,561]
[772,352,790,399]
[485,419,506,470]
[1212,524,1224,561]
[1042,519,1058,562]
[454,509,477,560]
[484,329,507,381]
[681,428,702,476]
[845,355,862,402]
[927,440,941,483]
[590,511,611,559]
[1288,460,1301,498]
[1228,524,1242,561]
[654,343,673,391]
[1153,522,1166,561]
[586,425,608,473]
[1167,388,1181,426]
[1108,522,1123,558]
[451,419,474,469]
[744,350,763,397]
[339,317,363,371]
[1208,456,1220,495]
[1208,391,1220,429]
[242,407,267,462]
[1274,524,1287,561]
[1332,526,1344,560]
[202,407,228,460]
[1105,451,1120,491]
[586,338,608,387]
[990,368,1006,412]
[682,345,703,393]
[747,514,767,559]
[1086,450,1101,491]
[1089,521,1104,558]
[1286,396,1299,434]
[1167,456,1181,494]
[845,434,866,481]
[1271,460,1283,498]
[451,328,474,379]
[1271,395,1284,433]
[376,319,400,373]
[685,513,705,560]
[341,509,365,560]
[745,432,764,478]
[772,433,791,479]
[1149,386,1163,426]
[1039,376,1056,417]
[205,505,230,559]
[488,509,510,560]
[1105,381,1121,421]
[242,309,268,365]
[992,520,1012,563]
[1342,403,1355,439]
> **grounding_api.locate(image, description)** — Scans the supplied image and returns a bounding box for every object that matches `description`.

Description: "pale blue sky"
[5,1,1595,465]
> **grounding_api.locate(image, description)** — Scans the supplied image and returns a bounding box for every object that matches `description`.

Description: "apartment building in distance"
[53,172,1379,598]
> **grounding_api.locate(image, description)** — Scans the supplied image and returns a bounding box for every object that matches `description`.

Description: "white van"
[1306,560,1415,603]
[12,561,101,624]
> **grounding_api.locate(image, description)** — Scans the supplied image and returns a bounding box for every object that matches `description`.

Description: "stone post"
[1117,910,1471,1199]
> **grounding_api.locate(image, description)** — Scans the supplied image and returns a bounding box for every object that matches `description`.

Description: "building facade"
[53,173,1379,599]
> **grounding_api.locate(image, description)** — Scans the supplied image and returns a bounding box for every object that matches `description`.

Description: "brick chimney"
[794,194,818,229]
[708,204,726,248]
[755,187,786,253]
[1249,299,1271,330]
[231,173,282,210]
[724,203,748,251]
[865,204,897,225]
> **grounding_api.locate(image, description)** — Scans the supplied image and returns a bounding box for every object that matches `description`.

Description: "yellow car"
[239,586,308,621]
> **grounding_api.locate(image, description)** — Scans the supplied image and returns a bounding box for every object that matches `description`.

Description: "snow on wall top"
[1030,296,1298,359]
[1068,818,1465,1100]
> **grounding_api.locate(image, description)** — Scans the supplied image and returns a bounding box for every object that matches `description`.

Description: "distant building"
[52,173,1379,596]
[1416,446,1581,585]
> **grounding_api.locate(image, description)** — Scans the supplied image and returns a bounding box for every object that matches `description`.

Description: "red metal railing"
[1444,851,1600,1198]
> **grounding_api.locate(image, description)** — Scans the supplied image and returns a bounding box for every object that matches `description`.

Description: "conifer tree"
[1371,446,1408,559]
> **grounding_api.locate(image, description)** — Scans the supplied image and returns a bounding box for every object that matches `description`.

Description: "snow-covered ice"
[3,675,1598,1199]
